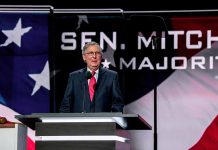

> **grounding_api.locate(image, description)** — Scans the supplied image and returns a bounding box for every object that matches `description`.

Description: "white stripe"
[41,117,115,123]
[35,136,129,142]
[40,117,127,128]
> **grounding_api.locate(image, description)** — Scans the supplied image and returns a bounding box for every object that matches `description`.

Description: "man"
[59,41,124,113]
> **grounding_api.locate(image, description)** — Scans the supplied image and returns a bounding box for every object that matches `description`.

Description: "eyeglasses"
[85,51,102,57]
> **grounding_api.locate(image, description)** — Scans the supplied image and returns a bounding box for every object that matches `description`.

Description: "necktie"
[89,71,96,102]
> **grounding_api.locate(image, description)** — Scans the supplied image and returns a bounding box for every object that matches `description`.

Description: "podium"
[0,123,27,150]
[15,113,151,150]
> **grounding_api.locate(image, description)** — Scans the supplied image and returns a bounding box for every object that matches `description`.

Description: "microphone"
[86,71,92,79]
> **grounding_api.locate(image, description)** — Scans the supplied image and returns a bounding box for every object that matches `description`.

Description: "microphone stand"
[152,36,158,150]
[83,71,92,113]
[82,82,86,113]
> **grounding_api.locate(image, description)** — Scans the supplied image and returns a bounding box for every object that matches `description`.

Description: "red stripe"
[27,136,35,150]
[189,115,218,150]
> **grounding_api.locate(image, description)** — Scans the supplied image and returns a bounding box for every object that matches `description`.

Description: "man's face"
[82,45,102,71]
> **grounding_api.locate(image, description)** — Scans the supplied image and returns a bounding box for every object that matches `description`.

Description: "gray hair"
[82,41,102,54]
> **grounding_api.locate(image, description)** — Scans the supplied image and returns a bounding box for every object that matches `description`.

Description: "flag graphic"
[125,16,218,150]
[0,12,50,150]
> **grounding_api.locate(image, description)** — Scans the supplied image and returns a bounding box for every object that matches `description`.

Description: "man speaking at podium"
[59,41,124,113]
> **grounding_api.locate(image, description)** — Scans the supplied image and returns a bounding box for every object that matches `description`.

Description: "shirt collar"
[87,68,99,75]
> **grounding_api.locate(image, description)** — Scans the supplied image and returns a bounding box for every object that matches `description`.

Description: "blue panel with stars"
[0,12,50,115]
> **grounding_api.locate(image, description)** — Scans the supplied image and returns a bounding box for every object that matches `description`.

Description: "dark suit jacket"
[59,67,124,113]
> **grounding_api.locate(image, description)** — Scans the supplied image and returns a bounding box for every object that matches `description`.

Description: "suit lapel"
[79,68,87,84]
[95,67,106,92]
[79,68,90,101]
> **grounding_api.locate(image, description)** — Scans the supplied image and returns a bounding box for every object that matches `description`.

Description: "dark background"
[0,0,216,10]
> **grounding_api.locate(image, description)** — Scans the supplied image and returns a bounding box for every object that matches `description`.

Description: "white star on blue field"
[0,18,32,47]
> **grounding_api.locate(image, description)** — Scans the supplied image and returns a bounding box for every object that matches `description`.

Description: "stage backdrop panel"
[52,10,218,150]
[0,7,52,150]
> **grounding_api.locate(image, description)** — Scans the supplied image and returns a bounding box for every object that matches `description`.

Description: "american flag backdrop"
[0,10,50,150]
[125,15,218,150]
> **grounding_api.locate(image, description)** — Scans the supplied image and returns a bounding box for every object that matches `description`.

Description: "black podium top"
[15,113,152,130]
